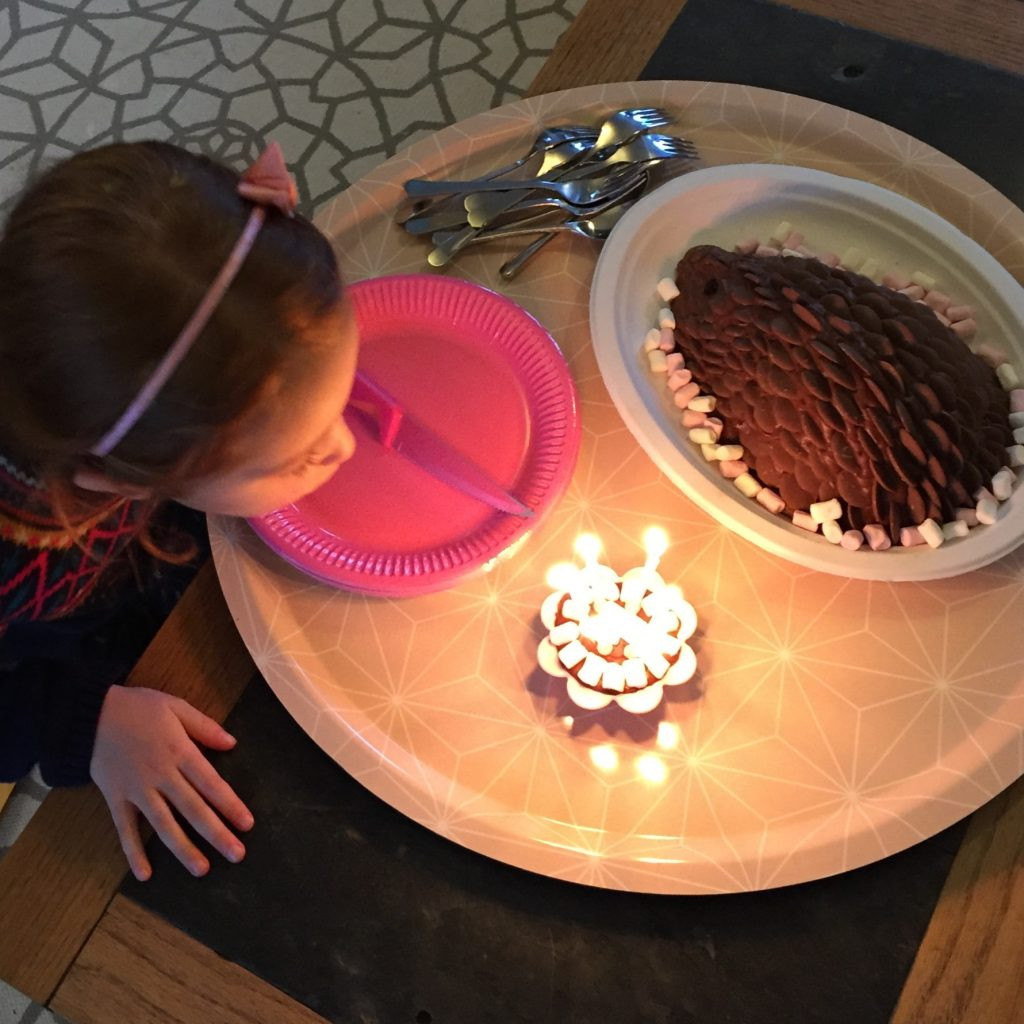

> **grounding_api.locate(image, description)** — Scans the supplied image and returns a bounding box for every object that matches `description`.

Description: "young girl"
[0,140,359,882]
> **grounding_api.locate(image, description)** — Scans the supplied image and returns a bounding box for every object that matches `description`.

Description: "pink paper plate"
[248,274,580,595]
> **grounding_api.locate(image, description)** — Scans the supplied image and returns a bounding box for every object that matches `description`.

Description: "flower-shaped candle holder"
[537,530,698,714]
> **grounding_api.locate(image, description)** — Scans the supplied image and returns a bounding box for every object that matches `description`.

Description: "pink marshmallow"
[923,290,951,313]
[975,343,1009,367]
[840,529,864,551]
[665,351,685,372]
[950,318,977,341]
[882,272,911,290]
[672,381,701,407]
[784,231,805,249]
[899,284,926,300]
[755,245,780,257]
[667,368,693,390]
[946,304,975,323]
[900,526,925,547]
[734,237,759,254]
[1011,390,1024,413]
[680,409,707,428]
[792,510,818,532]
[955,507,979,527]
[659,327,675,351]
[719,460,749,479]
[863,524,892,551]
[704,416,724,439]
[820,252,840,267]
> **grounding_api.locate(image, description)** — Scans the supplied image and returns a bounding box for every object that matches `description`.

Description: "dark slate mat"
[642,0,1024,209]
[124,675,966,1024]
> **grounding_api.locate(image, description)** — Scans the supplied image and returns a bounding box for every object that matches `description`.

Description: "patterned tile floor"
[0,1,584,1019]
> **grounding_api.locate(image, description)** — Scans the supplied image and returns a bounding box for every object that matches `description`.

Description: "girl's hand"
[90,685,254,881]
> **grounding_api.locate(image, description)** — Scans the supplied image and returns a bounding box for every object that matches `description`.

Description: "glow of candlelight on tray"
[635,752,668,785]
[589,744,619,773]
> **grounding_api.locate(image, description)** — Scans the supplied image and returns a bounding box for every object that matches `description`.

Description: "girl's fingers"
[172,699,236,751]
[109,801,152,882]
[164,774,246,866]
[142,790,210,877]
[182,754,255,834]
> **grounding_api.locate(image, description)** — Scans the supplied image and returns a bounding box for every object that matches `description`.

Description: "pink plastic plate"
[248,275,580,595]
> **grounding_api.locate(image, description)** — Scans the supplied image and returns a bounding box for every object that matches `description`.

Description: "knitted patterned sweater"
[0,450,143,785]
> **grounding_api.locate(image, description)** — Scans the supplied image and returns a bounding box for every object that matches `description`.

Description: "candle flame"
[635,752,668,785]
[643,526,669,560]
[574,532,602,567]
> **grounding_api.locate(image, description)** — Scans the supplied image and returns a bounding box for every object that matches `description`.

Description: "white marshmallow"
[641,648,670,679]
[822,520,843,544]
[993,468,1015,500]
[840,246,865,270]
[557,639,588,670]
[658,307,676,329]
[714,444,745,461]
[643,327,661,352]
[1006,444,1024,468]
[734,472,761,498]
[859,257,881,281]
[687,394,717,412]
[771,220,793,244]
[656,277,680,302]
[647,349,668,372]
[996,363,1021,391]
[1013,425,1024,443]
[918,518,945,549]
[689,427,717,444]
[1008,411,1024,428]
[548,621,580,646]
[942,520,970,540]
[781,247,803,258]
[623,659,647,689]
[976,496,998,525]
[577,654,607,687]
[602,663,626,692]
[809,498,843,523]
[755,245,780,257]
[910,270,937,290]
[701,443,719,462]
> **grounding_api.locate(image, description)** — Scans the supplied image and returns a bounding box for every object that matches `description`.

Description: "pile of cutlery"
[398,108,700,279]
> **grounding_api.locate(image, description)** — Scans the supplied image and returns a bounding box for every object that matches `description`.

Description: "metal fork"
[464,135,697,226]
[588,107,674,156]
[403,162,645,203]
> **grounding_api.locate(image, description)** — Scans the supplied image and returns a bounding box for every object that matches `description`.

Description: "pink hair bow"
[237,141,298,216]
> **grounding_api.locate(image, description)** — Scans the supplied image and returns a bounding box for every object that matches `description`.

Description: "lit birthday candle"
[537,527,699,715]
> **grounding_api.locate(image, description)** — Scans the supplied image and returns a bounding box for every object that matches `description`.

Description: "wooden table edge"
[3,0,1022,1020]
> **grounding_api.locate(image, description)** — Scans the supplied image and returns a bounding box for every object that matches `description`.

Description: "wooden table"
[2,2,1022,1021]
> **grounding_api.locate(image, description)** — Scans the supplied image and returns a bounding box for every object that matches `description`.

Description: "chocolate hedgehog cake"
[668,245,1014,539]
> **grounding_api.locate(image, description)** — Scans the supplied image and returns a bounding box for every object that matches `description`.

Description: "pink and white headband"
[88,142,299,457]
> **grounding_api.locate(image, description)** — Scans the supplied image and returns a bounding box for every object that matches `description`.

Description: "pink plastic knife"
[347,370,533,518]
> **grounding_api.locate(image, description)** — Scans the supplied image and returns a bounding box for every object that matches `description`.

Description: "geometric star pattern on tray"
[213,80,1024,894]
